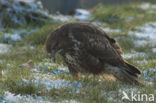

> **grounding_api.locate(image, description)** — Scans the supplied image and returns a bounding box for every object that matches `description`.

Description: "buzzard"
[46,22,142,85]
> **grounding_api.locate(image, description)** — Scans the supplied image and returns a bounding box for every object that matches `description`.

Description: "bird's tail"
[114,62,142,85]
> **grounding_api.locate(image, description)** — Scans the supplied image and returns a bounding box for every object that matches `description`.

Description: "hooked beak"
[48,50,56,62]
[48,49,62,62]
[48,53,55,62]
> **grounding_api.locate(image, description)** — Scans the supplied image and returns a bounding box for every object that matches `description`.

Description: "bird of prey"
[46,22,142,85]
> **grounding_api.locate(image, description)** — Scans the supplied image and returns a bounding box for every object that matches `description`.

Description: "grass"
[0,2,156,103]
[20,22,61,45]
[92,3,156,31]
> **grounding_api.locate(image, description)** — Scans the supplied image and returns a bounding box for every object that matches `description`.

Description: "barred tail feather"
[115,68,143,85]
[104,63,142,85]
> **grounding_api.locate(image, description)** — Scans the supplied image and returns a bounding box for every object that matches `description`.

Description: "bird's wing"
[74,32,124,66]
[75,32,142,84]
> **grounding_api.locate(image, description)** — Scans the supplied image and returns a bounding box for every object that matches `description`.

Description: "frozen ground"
[0,44,11,55]
[129,22,156,40]
[0,2,156,103]
[0,28,39,43]
[51,9,91,22]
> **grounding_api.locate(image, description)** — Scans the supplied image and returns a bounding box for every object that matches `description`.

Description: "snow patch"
[0,28,39,43]
[141,68,156,82]
[74,9,91,21]
[23,60,82,91]
[51,14,76,23]
[2,91,80,103]
[122,51,146,59]
[129,22,156,40]
[152,48,156,53]
[3,91,52,103]
[0,44,11,54]
[103,27,122,33]
[139,3,150,10]
[18,0,35,2]
[139,3,156,10]
[23,73,82,91]
[51,8,91,22]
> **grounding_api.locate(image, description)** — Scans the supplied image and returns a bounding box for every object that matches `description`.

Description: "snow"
[51,9,91,22]
[139,3,156,10]
[125,16,134,22]
[22,60,82,91]
[18,0,35,2]
[141,68,156,82]
[129,22,156,40]
[0,28,39,43]
[23,73,71,91]
[0,44,11,55]
[51,14,76,23]
[134,40,149,47]
[122,51,146,59]
[25,72,82,91]
[129,22,156,48]
[2,91,80,103]
[102,27,122,33]
[0,0,49,27]
[152,48,156,53]
[139,3,150,10]
[92,21,122,33]
[2,91,52,103]
[74,9,91,21]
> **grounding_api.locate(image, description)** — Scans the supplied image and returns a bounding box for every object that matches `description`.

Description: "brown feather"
[45,22,142,85]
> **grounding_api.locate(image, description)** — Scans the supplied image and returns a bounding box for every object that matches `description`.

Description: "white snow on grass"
[0,28,39,43]
[102,27,122,34]
[23,73,71,91]
[0,44,11,55]
[152,48,156,53]
[74,9,91,21]
[30,73,82,90]
[134,39,149,47]
[139,3,150,10]
[122,51,146,59]
[51,14,76,23]
[2,91,52,103]
[22,60,82,91]
[92,21,122,34]
[141,68,156,82]
[34,62,69,75]
[51,8,91,22]
[18,0,35,2]
[129,22,156,40]
[2,91,80,103]
[139,3,156,10]
[24,72,82,91]
[129,22,156,47]
[125,16,134,22]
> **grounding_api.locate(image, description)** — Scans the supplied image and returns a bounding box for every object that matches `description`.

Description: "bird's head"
[45,31,64,61]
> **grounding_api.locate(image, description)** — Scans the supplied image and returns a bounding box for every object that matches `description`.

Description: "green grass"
[19,22,61,45]
[92,3,156,31]
[0,2,156,103]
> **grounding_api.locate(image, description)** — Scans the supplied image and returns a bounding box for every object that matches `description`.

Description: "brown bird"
[46,22,142,85]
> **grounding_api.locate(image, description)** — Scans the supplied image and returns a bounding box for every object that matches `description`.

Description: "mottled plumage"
[46,22,142,85]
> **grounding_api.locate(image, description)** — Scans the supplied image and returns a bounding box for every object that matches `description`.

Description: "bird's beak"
[48,49,62,62]
[48,52,56,62]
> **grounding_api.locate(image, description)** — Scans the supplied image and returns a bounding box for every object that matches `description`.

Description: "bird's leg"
[99,73,116,82]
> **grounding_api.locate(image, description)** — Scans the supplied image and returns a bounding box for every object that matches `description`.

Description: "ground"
[0,2,156,103]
